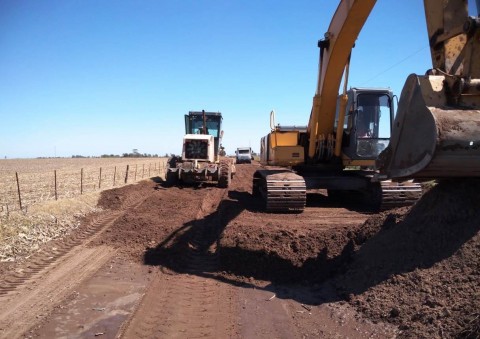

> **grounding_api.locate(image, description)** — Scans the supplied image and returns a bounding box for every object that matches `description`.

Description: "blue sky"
[1,1,477,158]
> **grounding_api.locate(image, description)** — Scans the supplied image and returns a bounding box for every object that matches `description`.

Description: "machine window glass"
[188,115,221,137]
[355,93,391,157]
[356,94,391,139]
[206,119,220,137]
[192,119,204,133]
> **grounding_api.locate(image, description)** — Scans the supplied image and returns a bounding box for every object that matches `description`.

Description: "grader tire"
[218,162,231,188]
[166,170,178,187]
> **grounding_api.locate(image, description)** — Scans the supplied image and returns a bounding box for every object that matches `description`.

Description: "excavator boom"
[308,0,376,159]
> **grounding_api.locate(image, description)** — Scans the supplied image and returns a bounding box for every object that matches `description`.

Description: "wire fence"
[0,159,168,214]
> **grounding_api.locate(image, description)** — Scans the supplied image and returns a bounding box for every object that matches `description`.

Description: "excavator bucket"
[377,74,480,179]
[377,0,480,180]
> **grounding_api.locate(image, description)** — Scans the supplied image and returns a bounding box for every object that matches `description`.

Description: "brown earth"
[0,163,478,338]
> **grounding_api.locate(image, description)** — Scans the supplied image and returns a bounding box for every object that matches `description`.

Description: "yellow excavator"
[254,0,480,212]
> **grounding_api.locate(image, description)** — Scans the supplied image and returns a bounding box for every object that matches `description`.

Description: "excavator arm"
[377,0,480,179]
[424,0,480,79]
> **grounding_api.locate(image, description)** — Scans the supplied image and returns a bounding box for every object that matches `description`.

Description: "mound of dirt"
[96,182,151,210]
[95,182,206,261]
[94,168,480,338]
[218,214,357,283]
[336,179,480,338]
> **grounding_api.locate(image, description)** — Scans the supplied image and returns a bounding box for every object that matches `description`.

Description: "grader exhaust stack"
[377,0,480,179]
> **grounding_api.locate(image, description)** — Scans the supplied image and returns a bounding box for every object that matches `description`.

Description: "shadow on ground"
[144,179,480,307]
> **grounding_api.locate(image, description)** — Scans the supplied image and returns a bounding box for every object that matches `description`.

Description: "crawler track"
[253,169,306,212]
[380,180,423,210]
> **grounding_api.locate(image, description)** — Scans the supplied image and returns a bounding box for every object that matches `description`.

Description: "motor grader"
[166,110,235,188]
[254,0,480,212]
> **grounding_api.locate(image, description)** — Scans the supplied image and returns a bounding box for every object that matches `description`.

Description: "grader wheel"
[166,170,178,187]
[218,161,231,188]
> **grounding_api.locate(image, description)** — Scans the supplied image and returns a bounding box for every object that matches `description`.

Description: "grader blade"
[377,74,480,179]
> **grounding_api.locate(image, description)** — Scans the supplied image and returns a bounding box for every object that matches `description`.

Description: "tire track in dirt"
[119,187,236,339]
[0,185,154,338]
[0,190,146,296]
[0,213,118,296]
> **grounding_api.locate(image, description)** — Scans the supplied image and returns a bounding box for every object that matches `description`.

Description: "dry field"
[0,157,167,261]
[0,158,167,213]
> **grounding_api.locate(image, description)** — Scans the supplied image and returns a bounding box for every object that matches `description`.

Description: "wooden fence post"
[125,165,129,184]
[99,167,102,189]
[80,168,83,195]
[142,164,145,178]
[113,166,117,186]
[148,163,151,177]
[15,172,22,211]
[135,165,137,181]
[54,170,58,200]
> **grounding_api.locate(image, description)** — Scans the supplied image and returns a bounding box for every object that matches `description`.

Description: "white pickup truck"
[235,147,253,164]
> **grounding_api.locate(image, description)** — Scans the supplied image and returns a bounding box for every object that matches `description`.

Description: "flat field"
[0,158,167,212]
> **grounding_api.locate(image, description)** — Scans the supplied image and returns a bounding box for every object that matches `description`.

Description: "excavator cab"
[340,88,393,162]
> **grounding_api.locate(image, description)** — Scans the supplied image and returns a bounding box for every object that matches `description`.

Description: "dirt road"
[0,163,478,338]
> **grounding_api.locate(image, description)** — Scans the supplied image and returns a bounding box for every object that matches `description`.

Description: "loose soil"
[0,163,478,338]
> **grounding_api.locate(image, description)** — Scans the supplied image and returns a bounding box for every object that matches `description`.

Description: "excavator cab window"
[354,93,391,158]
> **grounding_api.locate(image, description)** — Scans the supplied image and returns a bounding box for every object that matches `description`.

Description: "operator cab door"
[341,90,393,161]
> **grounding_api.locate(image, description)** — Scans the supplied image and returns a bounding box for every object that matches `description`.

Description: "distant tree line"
[120,153,159,158]
[70,153,160,158]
